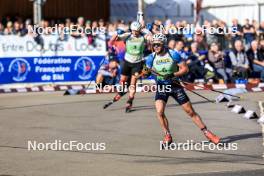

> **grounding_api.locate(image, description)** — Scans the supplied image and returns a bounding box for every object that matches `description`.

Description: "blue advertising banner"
[0,35,107,84]
[0,56,105,84]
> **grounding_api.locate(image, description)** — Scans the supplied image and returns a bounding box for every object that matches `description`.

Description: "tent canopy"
[202,0,264,8]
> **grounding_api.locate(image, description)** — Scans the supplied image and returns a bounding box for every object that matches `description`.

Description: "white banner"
[0,35,106,58]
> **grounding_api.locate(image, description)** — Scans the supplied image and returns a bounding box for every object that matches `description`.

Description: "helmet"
[130,21,141,31]
[152,33,167,44]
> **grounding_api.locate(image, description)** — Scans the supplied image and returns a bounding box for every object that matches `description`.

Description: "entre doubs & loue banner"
[0,35,106,84]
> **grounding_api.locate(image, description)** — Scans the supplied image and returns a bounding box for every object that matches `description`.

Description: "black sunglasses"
[153,43,162,48]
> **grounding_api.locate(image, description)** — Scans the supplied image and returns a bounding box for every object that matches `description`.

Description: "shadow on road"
[108,100,212,112]
[221,133,262,143]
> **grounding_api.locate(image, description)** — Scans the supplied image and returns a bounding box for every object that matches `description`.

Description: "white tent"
[110,0,264,24]
[201,0,264,25]
[202,0,264,7]
[110,0,138,22]
[110,0,194,22]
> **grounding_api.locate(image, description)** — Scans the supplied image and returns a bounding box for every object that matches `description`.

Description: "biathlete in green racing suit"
[143,33,221,145]
[106,21,151,112]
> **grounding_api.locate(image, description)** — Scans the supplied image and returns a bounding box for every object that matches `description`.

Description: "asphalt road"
[0,91,263,176]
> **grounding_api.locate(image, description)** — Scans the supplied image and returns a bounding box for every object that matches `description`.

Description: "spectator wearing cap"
[229,40,250,79]
[96,53,120,88]
[247,40,264,81]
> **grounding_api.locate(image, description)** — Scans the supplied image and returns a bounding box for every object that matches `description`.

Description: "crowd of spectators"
[0,16,264,84]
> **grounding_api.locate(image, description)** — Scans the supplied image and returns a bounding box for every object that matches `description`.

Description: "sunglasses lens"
[153,43,161,47]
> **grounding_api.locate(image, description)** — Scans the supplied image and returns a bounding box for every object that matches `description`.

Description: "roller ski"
[103,92,127,109]
[125,97,134,113]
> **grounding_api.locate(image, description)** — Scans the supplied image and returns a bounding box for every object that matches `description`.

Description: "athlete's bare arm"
[174,62,189,77]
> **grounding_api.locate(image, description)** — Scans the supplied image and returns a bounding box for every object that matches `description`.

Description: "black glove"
[163,73,175,80]
[141,66,151,78]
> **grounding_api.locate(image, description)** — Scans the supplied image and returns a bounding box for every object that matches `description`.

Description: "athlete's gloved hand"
[117,29,125,35]
[141,66,151,78]
[163,73,175,80]
[146,23,153,31]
